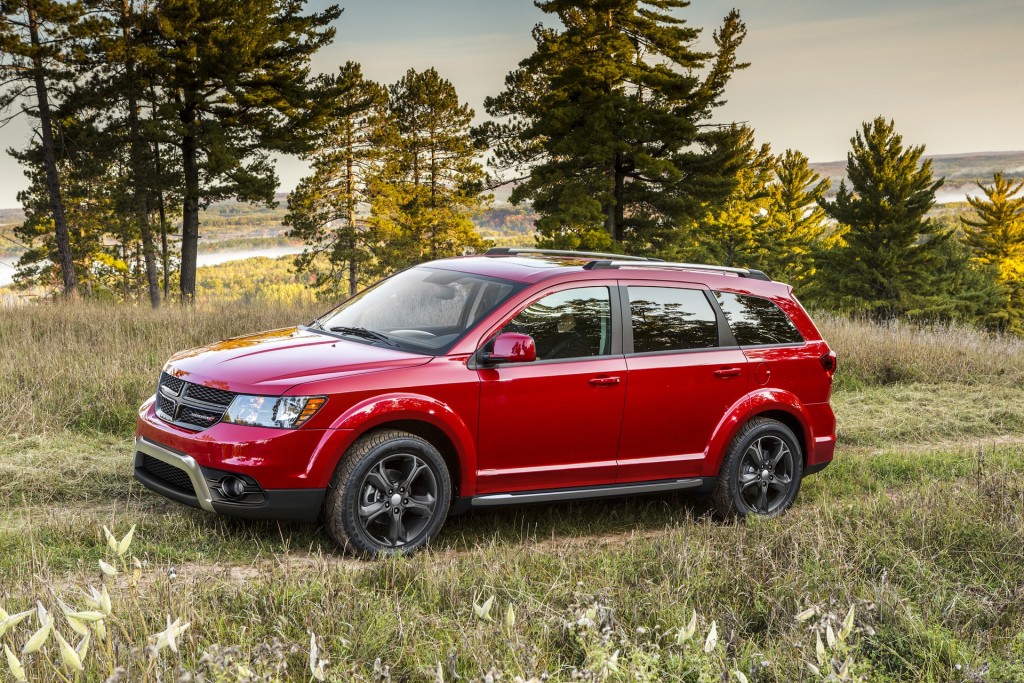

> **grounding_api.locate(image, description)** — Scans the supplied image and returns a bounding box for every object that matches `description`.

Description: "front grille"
[157,394,176,417]
[179,405,222,428]
[141,455,195,494]
[161,373,184,394]
[157,373,237,431]
[184,383,235,406]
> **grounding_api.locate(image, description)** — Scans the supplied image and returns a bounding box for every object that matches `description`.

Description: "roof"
[426,249,793,298]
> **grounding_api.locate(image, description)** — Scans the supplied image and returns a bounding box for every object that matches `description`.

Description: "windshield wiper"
[328,325,400,347]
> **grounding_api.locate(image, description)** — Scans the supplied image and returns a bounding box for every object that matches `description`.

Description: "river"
[0,245,305,287]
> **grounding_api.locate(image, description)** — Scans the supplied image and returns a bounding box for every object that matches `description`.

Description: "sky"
[1,0,1022,208]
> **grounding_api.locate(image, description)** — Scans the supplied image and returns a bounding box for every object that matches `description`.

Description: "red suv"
[134,249,837,555]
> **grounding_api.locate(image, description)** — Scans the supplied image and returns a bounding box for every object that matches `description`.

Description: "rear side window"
[714,292,804,346]
[628,286,718,353]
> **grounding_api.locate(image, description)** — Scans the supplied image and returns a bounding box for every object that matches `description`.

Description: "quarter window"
[714,292,804,345]
[628,287,718,353]
[502,287,612,360]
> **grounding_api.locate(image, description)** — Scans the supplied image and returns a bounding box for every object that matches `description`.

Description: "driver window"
[503,287,611,361]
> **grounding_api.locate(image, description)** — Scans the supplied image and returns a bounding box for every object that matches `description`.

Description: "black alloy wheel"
[356,453,439,547]
[736,434,795,514]
[324,430,451,555]
[711,417,803,519]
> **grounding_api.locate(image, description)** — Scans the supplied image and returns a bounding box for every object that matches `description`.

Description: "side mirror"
[483,332,536,364]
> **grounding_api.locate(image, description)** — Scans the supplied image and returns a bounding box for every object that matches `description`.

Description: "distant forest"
[1,0,1022,333]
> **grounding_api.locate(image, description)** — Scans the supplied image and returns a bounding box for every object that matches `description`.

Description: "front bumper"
[133,437,326,522]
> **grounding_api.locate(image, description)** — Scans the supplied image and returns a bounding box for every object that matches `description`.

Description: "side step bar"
[471,478,703,507]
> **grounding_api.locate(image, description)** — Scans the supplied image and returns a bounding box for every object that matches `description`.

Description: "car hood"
[162,326,432,395]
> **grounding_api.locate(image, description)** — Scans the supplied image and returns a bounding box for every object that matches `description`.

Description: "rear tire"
[711,417,803,519]
[323,429,451,556]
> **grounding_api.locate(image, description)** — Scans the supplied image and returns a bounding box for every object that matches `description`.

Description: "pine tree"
[151,0,343,303]
[85,0,166,306]
[678,126,774,268]
[370,68,487,272]
[814,117,953,318]
[285,63,385,297]
[477,0,749,255]
[12,115,124,296]
[961,172,1024,332]
[0,0,85,296]
[758,149,831,285]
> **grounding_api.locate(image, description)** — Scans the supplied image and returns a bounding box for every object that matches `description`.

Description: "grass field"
[0,302,1022,682]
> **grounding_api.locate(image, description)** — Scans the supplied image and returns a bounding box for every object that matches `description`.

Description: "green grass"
[0,302,1023,681]
[0,445,1021,681]
[834,383,1024,448]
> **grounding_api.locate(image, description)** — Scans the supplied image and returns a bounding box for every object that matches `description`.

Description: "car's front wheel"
[324,429,451,555]
[711,417,803,519]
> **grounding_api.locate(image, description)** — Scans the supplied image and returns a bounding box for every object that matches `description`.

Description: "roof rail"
[583,260,772,281]
[483,247,662,262]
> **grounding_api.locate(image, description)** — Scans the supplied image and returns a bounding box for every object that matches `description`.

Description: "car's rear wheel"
[711,417,803,519]
[324,429,451,556]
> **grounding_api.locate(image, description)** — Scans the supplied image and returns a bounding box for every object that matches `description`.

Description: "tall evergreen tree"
[151,0,343,303]
[758,149,831,285]
[477,0,749,254]
[0,0,85,296]
[961,172,1024,332]
[370,67,486,272]
[83,0,166,306]
[813,117,953,317]
[285,63,385,297]
[679,126,774,268]
[12,115,124,296]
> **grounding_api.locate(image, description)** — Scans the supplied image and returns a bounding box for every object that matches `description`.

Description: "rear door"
[616,282,750,482]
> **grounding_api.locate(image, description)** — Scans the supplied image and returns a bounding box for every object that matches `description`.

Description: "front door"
[476,284,626,494]
[616,283,750,482]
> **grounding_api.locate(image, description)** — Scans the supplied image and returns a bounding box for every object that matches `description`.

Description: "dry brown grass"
[2,301,1023,437]
[1,302,1024,681]
[817,313,1024,388]
[0,300,321,434]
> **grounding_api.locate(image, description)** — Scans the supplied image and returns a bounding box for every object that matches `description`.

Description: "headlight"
[222,395,327,429]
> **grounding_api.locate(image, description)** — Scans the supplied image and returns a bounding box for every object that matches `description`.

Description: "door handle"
[589,376,621,386]
[713,367,742,378]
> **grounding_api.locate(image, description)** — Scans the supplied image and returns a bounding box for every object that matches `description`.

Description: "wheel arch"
[327,393,477,497]
[706,389,813,476]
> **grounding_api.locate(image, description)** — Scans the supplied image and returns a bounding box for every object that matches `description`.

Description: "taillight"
[820,350,837,377]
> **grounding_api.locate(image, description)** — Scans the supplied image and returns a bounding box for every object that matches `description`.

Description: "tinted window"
[503,287,611,360]
[714,292,804,345]
[629,287,718,353]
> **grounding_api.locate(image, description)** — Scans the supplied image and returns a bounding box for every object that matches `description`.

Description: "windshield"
[312,266,520,355]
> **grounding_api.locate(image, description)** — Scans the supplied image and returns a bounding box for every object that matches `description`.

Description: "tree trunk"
[27,0,76,297]
[346,127,358,297]
[605,157,625,242]
[151,115,170,300]
[613,164,625,243]
[123,0,160,308]
[179,125,200,304]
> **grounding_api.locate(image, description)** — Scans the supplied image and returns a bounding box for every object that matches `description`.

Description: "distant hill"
[2,151,1021,248]
[811,150,1024,203]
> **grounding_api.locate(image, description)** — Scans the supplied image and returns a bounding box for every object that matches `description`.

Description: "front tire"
[711,417,803,519]
[324,429,451,556]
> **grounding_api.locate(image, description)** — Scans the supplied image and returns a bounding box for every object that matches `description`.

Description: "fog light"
[221,476,246,499]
